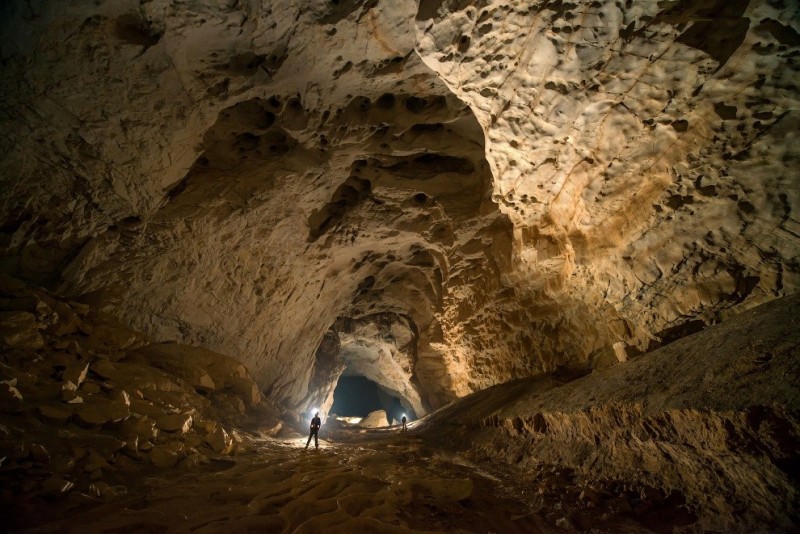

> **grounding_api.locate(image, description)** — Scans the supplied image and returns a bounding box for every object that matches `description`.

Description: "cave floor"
[11,425,692,534]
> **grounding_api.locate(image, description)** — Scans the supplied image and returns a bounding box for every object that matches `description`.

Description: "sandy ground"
[7,422,702,534]
[9,426,559,534]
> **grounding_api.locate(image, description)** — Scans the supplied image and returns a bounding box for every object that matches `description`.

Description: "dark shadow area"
[331,375,415,423]
[331,375,384,417]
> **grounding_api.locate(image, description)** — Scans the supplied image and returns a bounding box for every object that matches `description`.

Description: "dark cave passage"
[330,375,415,423]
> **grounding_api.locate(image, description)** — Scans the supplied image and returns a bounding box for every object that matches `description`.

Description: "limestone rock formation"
[0,0,798,416]
[420,292,800,531]
[358,409,390,428]
[0,0,798,528]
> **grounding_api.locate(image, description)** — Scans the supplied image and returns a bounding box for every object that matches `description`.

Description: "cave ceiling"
[0,0,798,412]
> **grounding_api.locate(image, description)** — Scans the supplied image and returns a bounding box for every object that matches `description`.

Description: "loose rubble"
[0,275,281,518]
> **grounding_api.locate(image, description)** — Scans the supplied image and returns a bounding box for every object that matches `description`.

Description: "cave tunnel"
[330,374,416,423]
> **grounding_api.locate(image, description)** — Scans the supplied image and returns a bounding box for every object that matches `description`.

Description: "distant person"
[401,414,407,432]
[305,412,321,449]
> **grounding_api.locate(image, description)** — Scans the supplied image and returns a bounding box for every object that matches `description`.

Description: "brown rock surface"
[155,413,193,434]
[0,0,797,531]
[420,292,800,531]
[0,0,796,417]
[0,312,43,351]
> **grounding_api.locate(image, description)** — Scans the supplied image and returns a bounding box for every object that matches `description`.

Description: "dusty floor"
[7,424,698,533]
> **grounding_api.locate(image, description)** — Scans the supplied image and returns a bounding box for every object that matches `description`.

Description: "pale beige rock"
[64,392,84,404]
[358,410,390,428]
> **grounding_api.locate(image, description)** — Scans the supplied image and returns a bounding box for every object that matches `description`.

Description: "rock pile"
[0,275,280,510]
[357,409,390,429]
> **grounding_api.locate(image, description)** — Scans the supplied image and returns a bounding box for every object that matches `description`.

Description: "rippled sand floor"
[18,427,559,533]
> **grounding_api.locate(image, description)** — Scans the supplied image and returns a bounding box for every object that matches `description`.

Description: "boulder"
[68,300,90,317]
[83,322,143,353]
[92,361,187,394]
[80,382,102,395]
[149,446,180,468]
[72,433,126,453]
[358,410,390,428]
[205,426,233,454]
[155,412,193,434]
[49,300,82,336]
[30,443,50,464]
[181,452,210,471]
[129,398,166,418]
[230,377,261,406]
[0,311,43,350]
[129,343,248,390]
[90,360,117,381]
[74,396,130,427]
[38,404,74,424]
[121,415,159,442]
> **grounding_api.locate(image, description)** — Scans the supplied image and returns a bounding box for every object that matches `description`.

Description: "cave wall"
[416,0,800,351]
[1,0,798,410]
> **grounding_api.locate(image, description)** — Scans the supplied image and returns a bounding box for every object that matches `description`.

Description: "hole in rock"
[330,375,414,424]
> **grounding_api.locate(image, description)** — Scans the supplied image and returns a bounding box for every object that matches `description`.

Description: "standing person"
[401,414,407,432]
[305,411,321,449]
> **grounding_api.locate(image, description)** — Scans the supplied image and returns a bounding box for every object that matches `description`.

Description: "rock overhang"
[0,0,798,411]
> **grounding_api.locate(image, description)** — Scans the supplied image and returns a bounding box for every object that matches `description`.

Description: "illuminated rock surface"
[0,0,799,531]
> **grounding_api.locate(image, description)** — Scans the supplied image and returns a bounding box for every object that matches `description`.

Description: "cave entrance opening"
[330,375,415,424]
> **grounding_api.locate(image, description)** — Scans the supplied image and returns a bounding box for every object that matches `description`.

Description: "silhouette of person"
[305,412,321,449]
[401,414,407,432]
